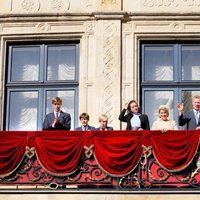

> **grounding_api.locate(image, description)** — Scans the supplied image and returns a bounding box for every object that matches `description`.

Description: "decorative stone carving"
[170,22,185,31]
[21,0,40,12]
[101,21,119,124]
[101,0,117,5]
[142,0,200,7]
[36,22,50,32]
[85,22,96,33]
[50,0,70,11]
[123,22,133,32]
[85,0,95,10]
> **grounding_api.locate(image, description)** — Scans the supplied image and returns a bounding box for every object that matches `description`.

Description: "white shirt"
[54,111,60,118]
[130,113,141,130]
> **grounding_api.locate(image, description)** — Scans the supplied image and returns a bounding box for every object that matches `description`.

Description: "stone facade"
[1,0,200,129]
[0,0,200,198]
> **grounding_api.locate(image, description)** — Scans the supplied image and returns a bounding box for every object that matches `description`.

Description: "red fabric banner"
[150,130,199,171]
[93,131,143,176]
[0,130,199,177]
[35,131,85,176]
[0,131,28,177]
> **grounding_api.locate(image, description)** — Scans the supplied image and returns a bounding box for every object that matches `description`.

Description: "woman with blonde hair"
[151,105,178,132]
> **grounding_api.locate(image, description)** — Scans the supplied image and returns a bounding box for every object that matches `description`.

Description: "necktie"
[83,126,87,131]
[56,112,59,118]
[195,111,199,124]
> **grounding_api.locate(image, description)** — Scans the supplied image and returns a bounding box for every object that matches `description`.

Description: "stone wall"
[0,1,200,126]
[0,0,200,198]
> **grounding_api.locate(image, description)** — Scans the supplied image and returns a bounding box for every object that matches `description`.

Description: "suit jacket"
[179,110,200,130]
[75,125,96,131]
[119,109,150,130]
[95,126,114,131]
[42,111,71,130]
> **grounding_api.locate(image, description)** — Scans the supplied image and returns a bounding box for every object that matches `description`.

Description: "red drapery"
[0,131,28,177]
[92,131,144,176]
[0,130,199,177]
[35,131,85,176]
[150,130,199,171]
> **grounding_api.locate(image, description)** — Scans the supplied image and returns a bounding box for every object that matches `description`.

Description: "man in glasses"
[42,96,71,130]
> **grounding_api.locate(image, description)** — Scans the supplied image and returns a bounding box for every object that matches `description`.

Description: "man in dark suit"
[75,113,96,131]
[42,97,71,130]
[96,114,113,131]
[177,95,200,130]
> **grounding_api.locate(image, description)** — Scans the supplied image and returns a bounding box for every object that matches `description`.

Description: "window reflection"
[8,91,38,130]
[144,91,174,127]
[47,46,76,81]
[182,46,200,81]
[144,46,173,81]
[11,47,40,82]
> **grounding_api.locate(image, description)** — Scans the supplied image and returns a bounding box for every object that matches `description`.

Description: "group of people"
[42,95,200,132]
[42,97,113,131]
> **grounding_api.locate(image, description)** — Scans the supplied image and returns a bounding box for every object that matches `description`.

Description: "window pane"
[8,91,38,130]
[181,46,200,81]
[144,90,174,127]
[11,47,40,82]
[144,46,173,81]
[45,90,75,129]
[47,46,76,81]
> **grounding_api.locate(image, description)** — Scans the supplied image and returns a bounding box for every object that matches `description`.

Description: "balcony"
[0,130,200,193]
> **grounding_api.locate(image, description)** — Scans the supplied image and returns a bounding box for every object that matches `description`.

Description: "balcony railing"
[0,130,200,193]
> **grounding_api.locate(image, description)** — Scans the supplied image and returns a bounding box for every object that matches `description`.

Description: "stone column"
[95,19,121,129]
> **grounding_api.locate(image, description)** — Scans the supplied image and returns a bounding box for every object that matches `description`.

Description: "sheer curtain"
[11,47,39,82]
[144,46,173,81]
[182,46,200,81]
[9,91,38,130]
[145,91,174,128]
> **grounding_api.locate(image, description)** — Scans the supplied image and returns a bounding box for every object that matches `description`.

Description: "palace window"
[5,42,79,130]
[141,42,200,128]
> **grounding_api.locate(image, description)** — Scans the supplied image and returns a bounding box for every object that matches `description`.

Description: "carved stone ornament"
[51,0,70,11]
[101,22,119,123]
[101,0,117,5]
[36,23,50,32]
[142,0,200,8]
[21,0,40,12]
[123,22,133,32]
[85,22,96,33]
[170,22,185,31]
[85,0,95,10]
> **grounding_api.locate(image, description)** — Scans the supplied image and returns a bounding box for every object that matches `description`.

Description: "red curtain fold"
[35,131,85,176]
[150,130,200,172]
[0,131,28,177]
[0,130,199,177]
[92,131,144,177]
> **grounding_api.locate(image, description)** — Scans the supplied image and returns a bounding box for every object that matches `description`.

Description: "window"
[5,42,79,131]
[141,42,200,128]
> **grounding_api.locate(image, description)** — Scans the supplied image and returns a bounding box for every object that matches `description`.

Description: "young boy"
[96,114,113,131]
[75,113,96,131]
